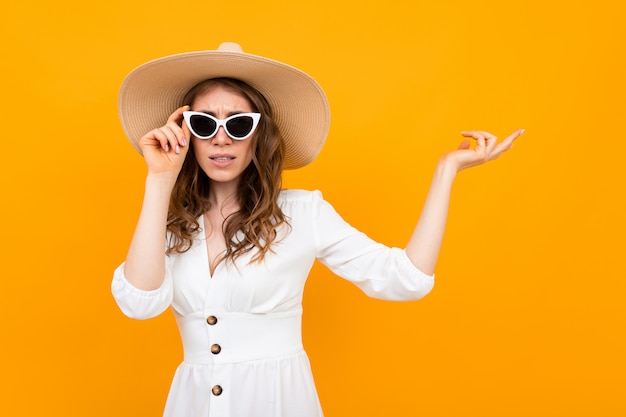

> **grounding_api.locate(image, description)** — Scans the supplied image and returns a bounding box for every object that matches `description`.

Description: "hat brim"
[118,46,330,170]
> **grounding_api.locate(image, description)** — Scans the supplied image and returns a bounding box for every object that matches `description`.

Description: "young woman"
[112,42,523,417]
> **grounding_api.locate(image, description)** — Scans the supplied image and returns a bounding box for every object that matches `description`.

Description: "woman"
[112,42,523,416]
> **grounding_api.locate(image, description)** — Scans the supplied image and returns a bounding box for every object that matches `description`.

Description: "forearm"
[123,174,176,290]
[405,157,457,275]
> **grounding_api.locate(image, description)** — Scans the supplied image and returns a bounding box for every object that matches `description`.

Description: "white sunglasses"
[183,111,261,140]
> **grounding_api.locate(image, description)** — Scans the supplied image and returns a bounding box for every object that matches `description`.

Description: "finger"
[485,129,524,161]
[180,118,191,145]
[476,133,486,149]
[462,130,498,144]
[152,127,176,152]
[511,128,525,140]
[161,124,186,154]
[460,130,489,139]
[167,105,191,150]
[457,140,471,150]
[460,130,487,146]
[480,131,497,141]
[493,128,524,155]
[167,105,190,124]
[485,132,498,153]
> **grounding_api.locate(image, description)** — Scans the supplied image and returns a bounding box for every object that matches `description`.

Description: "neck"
[207,180,240,212]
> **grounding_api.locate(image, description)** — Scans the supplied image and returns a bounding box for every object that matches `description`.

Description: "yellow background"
[2,0,624,415]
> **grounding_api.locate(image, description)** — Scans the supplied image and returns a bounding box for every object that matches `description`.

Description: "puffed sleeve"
[312,190,434,301]
[111,261,174,319]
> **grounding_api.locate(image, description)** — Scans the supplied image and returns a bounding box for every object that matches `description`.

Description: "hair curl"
[166,78,288,264]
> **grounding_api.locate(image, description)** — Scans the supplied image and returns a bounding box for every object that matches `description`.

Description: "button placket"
[207,314,223,398]
[207,315,221,355]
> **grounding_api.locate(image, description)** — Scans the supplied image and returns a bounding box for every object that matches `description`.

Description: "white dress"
[112,189,434,417]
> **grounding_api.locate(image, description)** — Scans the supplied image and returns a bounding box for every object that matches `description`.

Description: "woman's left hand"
[405,128,524,274]
[443,128,524,172]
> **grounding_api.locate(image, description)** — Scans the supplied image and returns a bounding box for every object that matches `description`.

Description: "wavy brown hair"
[166,78,288,264]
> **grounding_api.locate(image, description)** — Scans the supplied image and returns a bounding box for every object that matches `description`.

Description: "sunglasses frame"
[183,111,261,141]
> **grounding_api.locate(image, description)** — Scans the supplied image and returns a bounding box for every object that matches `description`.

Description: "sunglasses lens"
[226,115,255,138]
[189,114,217,137]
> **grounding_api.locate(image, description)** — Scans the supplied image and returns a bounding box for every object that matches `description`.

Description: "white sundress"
[112,189,435,417]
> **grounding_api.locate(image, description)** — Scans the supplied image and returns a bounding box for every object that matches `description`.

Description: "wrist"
[435,155,459,182]
[145,172,178,192]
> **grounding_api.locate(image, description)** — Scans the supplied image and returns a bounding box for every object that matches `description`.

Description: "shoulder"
[277,189,326,217]
[278,189,323,203]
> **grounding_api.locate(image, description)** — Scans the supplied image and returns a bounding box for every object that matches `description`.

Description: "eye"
[190,115,217,137]
[226,116,255,138]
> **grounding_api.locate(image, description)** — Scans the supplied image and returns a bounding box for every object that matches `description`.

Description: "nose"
[211,126,232,145]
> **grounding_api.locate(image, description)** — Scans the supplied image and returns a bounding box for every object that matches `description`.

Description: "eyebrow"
[196,110,246,117]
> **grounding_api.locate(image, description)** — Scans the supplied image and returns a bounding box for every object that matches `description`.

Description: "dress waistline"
[175,309,303,364]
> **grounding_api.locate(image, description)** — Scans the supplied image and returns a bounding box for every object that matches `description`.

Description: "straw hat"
[118,42,330,170]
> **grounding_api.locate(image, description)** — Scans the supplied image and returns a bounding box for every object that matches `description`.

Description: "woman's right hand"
[138,105,191,177]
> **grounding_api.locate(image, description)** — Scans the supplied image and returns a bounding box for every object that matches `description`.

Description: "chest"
[203,212,229,275]
[167,217,318,316]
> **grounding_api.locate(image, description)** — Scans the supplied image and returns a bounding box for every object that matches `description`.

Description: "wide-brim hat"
[118,42,330,170]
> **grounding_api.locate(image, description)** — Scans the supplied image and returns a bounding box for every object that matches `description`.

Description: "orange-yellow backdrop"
[2,0,624,416]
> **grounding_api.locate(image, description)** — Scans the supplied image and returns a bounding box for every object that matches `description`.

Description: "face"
[190,86,256,188]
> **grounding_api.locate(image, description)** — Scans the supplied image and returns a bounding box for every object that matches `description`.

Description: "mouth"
[210,156,235,162]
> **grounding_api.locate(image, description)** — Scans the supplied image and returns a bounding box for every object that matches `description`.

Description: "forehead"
[191,84,253,110]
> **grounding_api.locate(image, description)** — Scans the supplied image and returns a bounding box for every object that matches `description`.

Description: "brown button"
[212,385,223,396]
[206,315,218,325]
[210,344,221,354]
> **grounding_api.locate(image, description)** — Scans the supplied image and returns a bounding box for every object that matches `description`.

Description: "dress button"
[212,385,223,396]
[210,344,221,354]
[206,315,218,325]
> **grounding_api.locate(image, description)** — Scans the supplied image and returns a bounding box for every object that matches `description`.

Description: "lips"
[209,154,236,162]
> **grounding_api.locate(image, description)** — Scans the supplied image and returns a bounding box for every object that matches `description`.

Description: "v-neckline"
[199,214,226,279]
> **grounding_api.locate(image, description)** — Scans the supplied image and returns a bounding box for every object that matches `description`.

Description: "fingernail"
[519,128,525,135]
[181,138,187,146]
[176,145,181,154]
[183,105,190,110]
[165,143,170,152]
